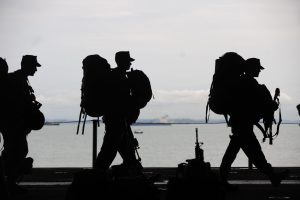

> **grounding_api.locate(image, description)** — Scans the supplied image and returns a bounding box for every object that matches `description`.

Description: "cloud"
[278,92,293,102]
[153,89,209,104]
[35,91,80,119]
[143,89,299,120]
[37,91,80,107]
[140,89,210,119]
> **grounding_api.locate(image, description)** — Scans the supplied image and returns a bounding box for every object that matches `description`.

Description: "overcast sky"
[1,0,299,121]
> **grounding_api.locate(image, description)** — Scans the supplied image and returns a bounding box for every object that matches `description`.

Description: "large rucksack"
[80,54,111,118]
[77,55,111,134]
[206,52,245,123]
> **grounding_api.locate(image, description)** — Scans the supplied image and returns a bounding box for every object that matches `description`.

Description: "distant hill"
[136,118,225,124]
[45,118,299,124]
[136,118,299,124]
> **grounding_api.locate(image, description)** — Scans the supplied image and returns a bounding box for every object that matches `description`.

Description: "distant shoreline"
[44,120,300,125]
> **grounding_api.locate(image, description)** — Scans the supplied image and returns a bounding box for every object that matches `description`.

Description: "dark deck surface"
[7,167,300,200]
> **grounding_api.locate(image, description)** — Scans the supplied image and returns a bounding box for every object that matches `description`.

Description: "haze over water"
[27,123,300,168]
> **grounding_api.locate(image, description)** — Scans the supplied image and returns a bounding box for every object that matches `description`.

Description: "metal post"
[92,120,98,168]
[248,159,253,170]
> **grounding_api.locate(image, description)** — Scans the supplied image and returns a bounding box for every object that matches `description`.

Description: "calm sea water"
[27,123,300,168]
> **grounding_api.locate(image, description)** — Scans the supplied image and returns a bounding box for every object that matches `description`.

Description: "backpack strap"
[224,114,230,126]
[76,107,83,135]
[265,88,282,144]
[81,112,87,135]
[254,105,281,145]
[255,122,268,142]
[267,98,282,144]
[205,101,210,123]
[205,82,213,123]
[274,104,282,138]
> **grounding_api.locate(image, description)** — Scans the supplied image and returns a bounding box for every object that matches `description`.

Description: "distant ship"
[134,129,143,134]
[132,122,171,126]
[44,122,60,126]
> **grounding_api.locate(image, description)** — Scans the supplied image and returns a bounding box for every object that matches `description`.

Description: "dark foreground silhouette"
[166,129,225,200]
[0,57,10,199]
[65,167,159,200]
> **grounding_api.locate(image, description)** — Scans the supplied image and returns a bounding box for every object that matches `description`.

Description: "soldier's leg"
[220,135,241,183]
[239,129,272,174]
[240,127,289,186]
[2,128,28,194]
[95,120,120,170]
[118,125,142,174]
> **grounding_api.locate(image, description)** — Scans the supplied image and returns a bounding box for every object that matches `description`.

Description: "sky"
[0,0,300,121]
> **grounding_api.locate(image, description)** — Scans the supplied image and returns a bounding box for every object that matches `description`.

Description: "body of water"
[27,123,300,168]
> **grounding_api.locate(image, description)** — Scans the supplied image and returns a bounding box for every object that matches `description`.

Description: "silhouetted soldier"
[96,51,142,175]
[220,58,289,190]
[0,57,10,199]
[0,57,8,78]
[0,57,9,130]
[1,55,41,195]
